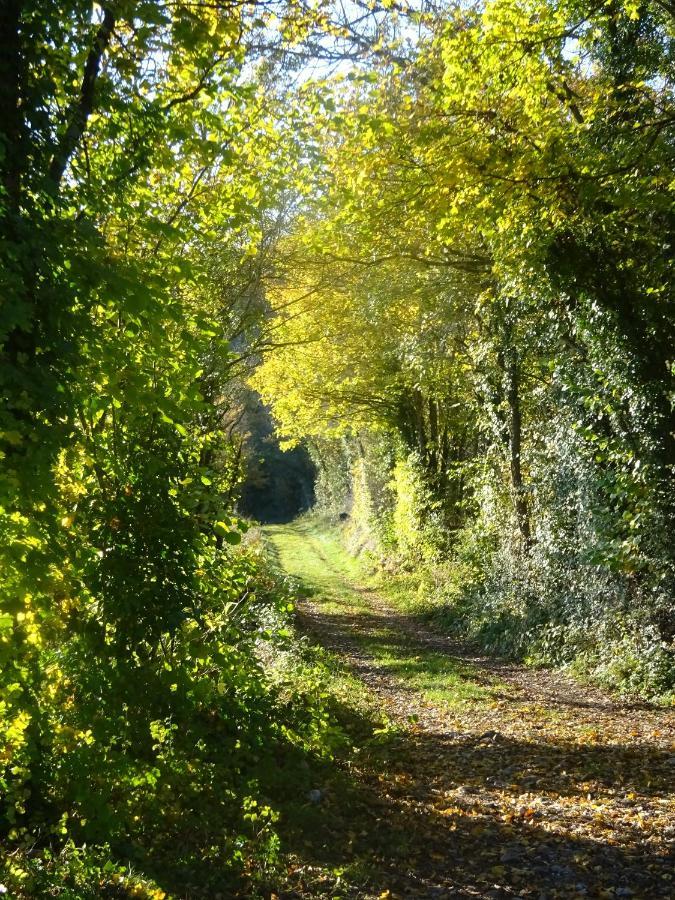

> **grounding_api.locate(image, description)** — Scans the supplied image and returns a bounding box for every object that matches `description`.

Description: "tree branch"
[48,3,117,191]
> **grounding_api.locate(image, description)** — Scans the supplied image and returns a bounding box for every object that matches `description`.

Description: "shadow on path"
[265,523,675,899]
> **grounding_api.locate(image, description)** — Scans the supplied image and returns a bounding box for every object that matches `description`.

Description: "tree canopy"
[0,0,673,895]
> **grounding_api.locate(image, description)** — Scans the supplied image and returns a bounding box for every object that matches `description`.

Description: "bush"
[0,535,348,897]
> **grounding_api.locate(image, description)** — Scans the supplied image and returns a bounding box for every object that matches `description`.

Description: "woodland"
[0,0,674,897]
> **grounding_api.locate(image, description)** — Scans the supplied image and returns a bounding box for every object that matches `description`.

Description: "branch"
[151,164,210,253]
[546,79,584,125]
[160,56,226,112]
[48,3,117,190]
[319,248,491,274]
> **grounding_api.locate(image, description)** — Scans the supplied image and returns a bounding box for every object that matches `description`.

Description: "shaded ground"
[265,522,675,900]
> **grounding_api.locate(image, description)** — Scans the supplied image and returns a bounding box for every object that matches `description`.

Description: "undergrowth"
[0,532,385,898]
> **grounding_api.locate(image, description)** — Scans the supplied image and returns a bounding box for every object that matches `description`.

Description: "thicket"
[253,0,675,702]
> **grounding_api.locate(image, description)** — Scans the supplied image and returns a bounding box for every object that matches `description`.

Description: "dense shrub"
[0,535,351,897]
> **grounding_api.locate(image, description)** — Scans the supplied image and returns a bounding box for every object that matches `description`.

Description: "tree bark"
[506,350,531,549]
[0,0,25,210]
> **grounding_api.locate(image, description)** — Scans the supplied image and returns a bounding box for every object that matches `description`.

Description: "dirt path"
[265,522,675,900]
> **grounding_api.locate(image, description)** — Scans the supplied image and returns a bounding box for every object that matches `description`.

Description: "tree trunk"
[506,350,531,549]
[0,0,25,210]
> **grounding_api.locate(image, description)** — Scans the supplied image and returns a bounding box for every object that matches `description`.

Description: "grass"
[264,519,503,713]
